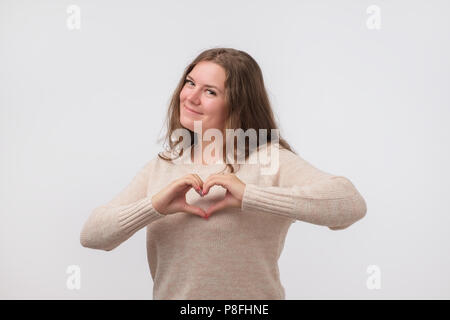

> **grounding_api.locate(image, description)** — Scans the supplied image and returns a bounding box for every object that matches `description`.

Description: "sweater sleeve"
[241,148,367,230]
[80,158,165,251]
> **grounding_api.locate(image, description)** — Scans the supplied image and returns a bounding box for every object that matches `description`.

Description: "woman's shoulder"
[245,142,298,176]
[135,152,173,177]
[253,142,297,162]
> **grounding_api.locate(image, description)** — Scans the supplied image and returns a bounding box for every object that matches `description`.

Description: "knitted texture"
[80,143,367,299]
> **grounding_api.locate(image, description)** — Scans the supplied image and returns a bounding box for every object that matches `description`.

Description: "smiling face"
[179,61,228,136]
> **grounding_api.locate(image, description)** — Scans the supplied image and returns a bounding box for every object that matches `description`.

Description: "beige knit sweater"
[80,143,367,299]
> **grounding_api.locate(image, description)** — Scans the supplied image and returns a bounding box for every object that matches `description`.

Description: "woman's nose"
[187,88,201,103]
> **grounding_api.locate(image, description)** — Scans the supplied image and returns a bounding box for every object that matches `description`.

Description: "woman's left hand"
[202,173,246,217]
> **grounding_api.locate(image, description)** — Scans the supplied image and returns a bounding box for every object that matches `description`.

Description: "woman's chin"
[181,118,203,131]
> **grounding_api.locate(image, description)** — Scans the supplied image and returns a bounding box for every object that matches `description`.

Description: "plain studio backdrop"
[1,0,449,299]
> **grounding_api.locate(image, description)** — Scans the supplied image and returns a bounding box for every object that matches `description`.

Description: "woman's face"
[179,61,228,136]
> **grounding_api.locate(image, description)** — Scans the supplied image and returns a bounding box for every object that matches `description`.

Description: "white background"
[1,0,449,299]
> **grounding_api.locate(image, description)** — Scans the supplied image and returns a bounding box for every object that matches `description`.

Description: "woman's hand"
[151,174,208,218]
[202,173,246,217]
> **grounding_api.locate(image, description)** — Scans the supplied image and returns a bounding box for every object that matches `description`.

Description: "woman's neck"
[190,141,224,165]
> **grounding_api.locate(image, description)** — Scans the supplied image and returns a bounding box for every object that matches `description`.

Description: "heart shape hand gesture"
[151,173,246,219]
[201,173,246,217]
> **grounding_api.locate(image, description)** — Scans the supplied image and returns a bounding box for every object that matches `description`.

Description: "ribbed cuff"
[241,183,297,217]
[117,197,165,235]
[241,180,367,227]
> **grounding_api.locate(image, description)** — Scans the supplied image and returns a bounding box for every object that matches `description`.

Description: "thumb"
[182,203,207,218]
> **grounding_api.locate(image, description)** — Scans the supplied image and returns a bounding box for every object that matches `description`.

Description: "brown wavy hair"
[157,47,297,173]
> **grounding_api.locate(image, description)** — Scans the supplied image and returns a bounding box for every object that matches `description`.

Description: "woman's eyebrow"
[186,75,223,93]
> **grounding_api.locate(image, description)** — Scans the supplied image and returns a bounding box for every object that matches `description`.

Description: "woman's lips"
[184,104,203,115]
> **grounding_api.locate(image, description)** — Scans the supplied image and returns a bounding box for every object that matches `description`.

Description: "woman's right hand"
[151,174,207,218]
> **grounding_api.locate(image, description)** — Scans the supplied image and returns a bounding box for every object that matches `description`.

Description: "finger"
[182,203,207,218]
[191,174,205,195]
[174,177,198,197]
[188,174,200,186]
[181,176,201,191]
[203,176,227,195]
[202,177,217,195]
[202,174,221,194]
[192,174,204,187]
[187,176,204,196]
[205,198,229,217]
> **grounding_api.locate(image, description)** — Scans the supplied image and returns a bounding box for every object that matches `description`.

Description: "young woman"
[80,48,367,300]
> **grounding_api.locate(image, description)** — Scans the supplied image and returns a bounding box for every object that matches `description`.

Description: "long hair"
[157,47,297,173]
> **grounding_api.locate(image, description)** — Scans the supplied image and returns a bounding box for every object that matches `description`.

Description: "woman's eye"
[185,79,216,96]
